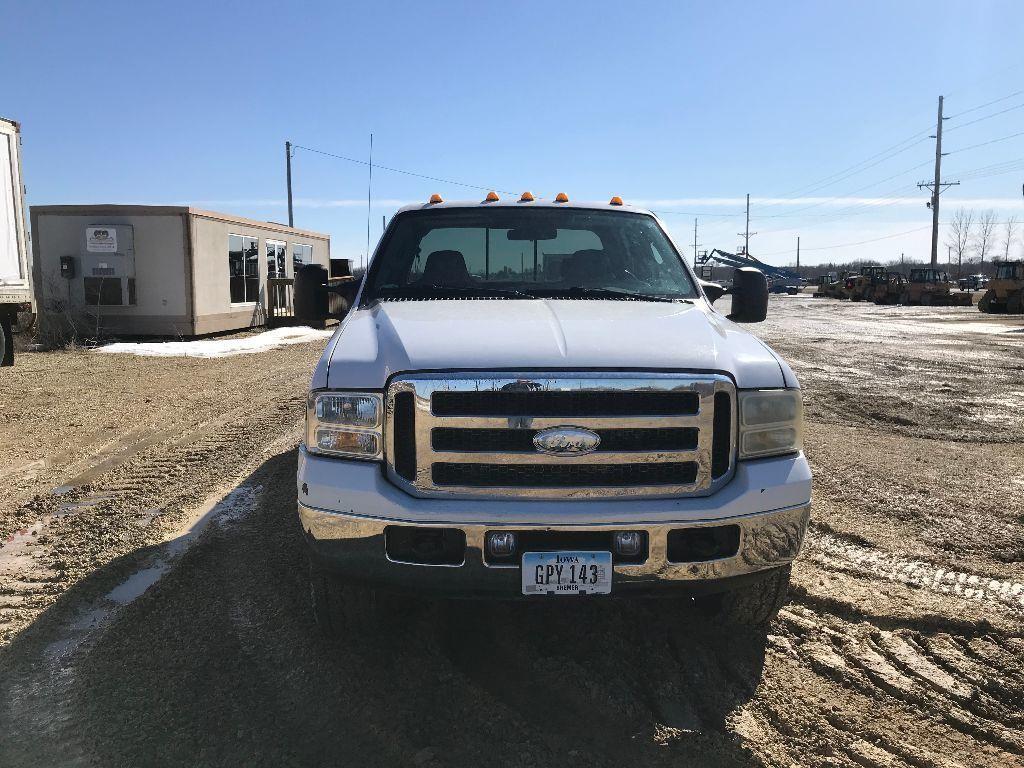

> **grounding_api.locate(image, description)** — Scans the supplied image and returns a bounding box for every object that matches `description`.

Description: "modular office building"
[31,205,331,336]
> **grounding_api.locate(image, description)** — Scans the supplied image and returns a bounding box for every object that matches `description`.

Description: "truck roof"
[395,198,656,217]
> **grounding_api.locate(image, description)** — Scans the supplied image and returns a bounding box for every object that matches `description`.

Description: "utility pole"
[796,236,800,271]
[285,141,294,228]
[737,193,756,256]
[693,218,700,267]
[918,96,959,266]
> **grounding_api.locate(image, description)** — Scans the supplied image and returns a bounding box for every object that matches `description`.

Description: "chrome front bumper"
[298,501,810,598]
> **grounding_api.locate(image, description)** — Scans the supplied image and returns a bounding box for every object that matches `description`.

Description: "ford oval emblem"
[533,426,601,456]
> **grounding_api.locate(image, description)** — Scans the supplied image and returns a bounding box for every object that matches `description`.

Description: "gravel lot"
[1,299,1022,768]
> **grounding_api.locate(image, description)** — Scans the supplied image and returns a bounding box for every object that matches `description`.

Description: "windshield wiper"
[561,286,691,304]
[377,284,539,299]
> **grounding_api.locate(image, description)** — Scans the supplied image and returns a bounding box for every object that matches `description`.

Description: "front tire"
[978,290,996,313]
[695,565,792,628]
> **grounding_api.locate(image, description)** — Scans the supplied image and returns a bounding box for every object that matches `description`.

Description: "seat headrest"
[422,249,471,286]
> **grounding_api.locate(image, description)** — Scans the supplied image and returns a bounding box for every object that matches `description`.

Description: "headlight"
[306,391,383,460]
[738,389,803,459]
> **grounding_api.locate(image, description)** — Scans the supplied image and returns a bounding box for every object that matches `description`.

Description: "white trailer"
[0,117,31,366]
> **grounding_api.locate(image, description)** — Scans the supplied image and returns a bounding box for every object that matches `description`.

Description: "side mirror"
[727,267,768,323]
[699,279,727,304]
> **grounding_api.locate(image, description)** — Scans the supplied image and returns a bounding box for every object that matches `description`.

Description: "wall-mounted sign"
[86,226,117,253]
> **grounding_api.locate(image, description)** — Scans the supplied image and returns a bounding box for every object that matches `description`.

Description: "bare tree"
[946,207,974,278]
[1001,215,1018,262]
[975,209,998,266]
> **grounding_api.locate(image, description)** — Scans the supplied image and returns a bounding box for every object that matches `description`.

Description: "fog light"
[614,531,643,557]
[487,531,517,557]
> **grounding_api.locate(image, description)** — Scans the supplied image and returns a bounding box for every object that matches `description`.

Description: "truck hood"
[319,299,793,390]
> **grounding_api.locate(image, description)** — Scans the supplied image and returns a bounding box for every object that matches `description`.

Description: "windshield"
[996,263,1022,280]
[361,208,697,303]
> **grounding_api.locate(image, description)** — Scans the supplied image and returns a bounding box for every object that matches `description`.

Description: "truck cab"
[297,195,810,633]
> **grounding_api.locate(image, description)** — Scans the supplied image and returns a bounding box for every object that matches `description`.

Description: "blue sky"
[3,0,1024,266]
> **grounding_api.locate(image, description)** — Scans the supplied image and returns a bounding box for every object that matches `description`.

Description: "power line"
[944,101,1024,134]
[766,133,932,203]
[945,88,1024,119]
[947,130,1024,155]
[292,143,523,196]
[756,225,933,257]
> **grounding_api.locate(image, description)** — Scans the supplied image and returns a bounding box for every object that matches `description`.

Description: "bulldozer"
[898,268,972,306]
[870,272,907,304]
[822,270,857,299]
[978,260,1024,314]
[811,273,837,297]
[849,266,888,302]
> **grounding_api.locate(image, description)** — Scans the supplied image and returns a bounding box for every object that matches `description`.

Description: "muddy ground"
[1,299,1022,768]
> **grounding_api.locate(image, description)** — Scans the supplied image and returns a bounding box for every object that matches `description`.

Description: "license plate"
[521,551,612,596]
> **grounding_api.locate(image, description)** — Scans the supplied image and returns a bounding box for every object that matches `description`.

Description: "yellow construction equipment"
[822,270,856,299]
[870,272,907,304]
[898,268,972,306]
[978,260,1024,314]
[849,266,888,302]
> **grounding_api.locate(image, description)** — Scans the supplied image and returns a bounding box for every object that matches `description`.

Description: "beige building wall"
[31,205,330,337]
[188,210,330,335]
[32,208,192,336]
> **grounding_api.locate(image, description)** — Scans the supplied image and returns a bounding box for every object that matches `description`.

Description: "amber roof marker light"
[519,191,535,203]
[609,196,624,206]
[428,193,444,204]
[483,191,499,203]
[554,192,569,203]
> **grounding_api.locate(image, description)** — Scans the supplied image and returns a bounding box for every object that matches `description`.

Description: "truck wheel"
[0,316,12,367]
[308,565,405,638]
[1008,293,1024,314]
[695,565,792,628]
[978,290,994,313]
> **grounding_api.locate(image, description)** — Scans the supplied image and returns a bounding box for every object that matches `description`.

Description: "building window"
[267,239,287,279]
[229,234,260,303]
[84,277,124,305]
[293,243,313,271]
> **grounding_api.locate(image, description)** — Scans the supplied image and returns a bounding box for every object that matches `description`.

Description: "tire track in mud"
[763,598,1024,767]
[804,527,1024,615]
[0,384,308,644]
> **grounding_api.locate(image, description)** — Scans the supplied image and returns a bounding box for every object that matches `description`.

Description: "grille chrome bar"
[385,373,736,500]
[425,414,704,430]
[426,449,700,465]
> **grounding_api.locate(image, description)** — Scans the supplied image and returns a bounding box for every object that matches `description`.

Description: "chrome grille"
[384,373,736,500]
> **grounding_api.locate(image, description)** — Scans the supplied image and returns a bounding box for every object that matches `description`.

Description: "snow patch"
[94,327,333,358]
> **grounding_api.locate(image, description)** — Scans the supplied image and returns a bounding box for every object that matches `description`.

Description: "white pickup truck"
[297,194,810,634]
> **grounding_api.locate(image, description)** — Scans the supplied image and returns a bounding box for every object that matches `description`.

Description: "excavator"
[897,268,972,306]
[978,260,1024,314]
